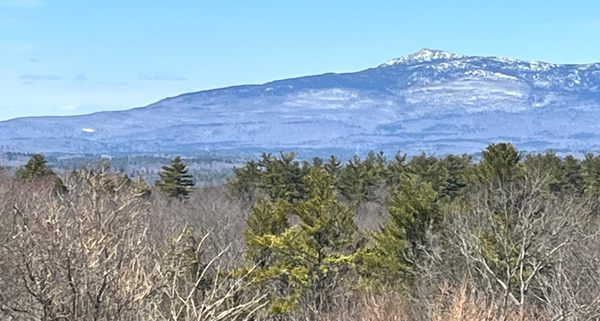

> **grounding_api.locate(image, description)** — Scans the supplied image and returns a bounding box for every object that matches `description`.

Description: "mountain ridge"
[2,49,600,157]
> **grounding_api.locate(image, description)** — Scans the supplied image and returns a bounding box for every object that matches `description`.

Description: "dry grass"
[312,286,542,321]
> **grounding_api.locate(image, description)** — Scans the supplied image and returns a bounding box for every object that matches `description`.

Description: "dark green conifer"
[581,154,600,196]
[338,153,385,204]
[324,155,342,177]
[561,155,584,195]
[439,154,472,199]
[362,173,439,284]
[406,153,448,195]
[16,154,55,181]
[156,156,195,200]
[386,152,408,187]
[228,160,262,199]
[475,143,522,186]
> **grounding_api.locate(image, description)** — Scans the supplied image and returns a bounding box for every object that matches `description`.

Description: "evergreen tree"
[386,152,408,187]
[245,198,290,267]
[246,168,358,313]
[228,160,262,199]
[16,154,55,181]
[259,152,307,202]
[338,153,385,204]
[561,155,584,195]
[323,155,343,177]
[581,154,600,196]
[308,157,324,169]
[475,143,522,186]
[406,153,448,194]
[156,156,195,199]
[363,173,439,284]
[439,154,472,199]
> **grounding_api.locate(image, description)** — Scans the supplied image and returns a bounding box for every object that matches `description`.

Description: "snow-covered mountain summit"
[1,49,600,157]
[380,48,466,66]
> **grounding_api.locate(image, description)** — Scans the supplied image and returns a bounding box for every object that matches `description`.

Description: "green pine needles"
[156,156,195,200]
[245,167,358,314]
[16,154,56,181]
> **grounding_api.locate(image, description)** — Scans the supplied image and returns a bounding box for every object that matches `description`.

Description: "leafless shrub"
[0,169,264,321]
[148,185,250,266]
[355,200,388,231]
[442,171,600,320]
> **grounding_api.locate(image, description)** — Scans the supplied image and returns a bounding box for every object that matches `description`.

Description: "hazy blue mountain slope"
[1,49,600,157]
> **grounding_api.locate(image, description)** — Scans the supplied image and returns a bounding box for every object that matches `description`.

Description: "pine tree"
[406,153,448,194]
[228,160,262,199]
[246,168,358,313]
[439,154,472,199]
[475,143,522,187]
[16,154,67,194]
[386,152,408,187]
[363,173,439,284]
[323,155,342,177]
[581,154,600,196]
[16,154,56,181]
[156,156,195,200]
[561,155,584,195]
[255,152,307,202]
[245,198,290,267]
[338,153,385,204]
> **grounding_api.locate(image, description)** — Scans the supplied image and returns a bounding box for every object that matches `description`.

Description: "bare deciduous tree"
[0,169,264,321]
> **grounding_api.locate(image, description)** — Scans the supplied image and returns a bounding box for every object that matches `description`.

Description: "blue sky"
[1,0,599,120]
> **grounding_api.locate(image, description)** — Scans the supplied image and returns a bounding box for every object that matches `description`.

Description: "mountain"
[2,48,600,157]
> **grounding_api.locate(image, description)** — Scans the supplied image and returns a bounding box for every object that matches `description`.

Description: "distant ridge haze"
[1,49,600,157]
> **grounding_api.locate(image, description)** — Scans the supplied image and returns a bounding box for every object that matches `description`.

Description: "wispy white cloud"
[139,71,187,81]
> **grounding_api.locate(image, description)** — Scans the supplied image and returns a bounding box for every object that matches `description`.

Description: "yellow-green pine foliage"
[245,198,290,268]
[385,152,408,187]
[406,153,448,192]
[246,167,358,314]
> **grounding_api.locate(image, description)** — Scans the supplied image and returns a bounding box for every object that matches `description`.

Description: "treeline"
[227,143,600,319]
[230,143,598,203]
[0,152,237,185]
[2,144,600,320]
